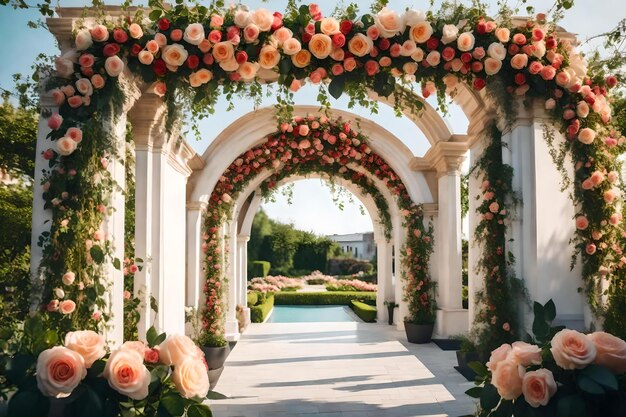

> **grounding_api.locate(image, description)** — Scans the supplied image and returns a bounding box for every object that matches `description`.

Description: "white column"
[186,202,207,311]
[237,235,251,327]
[376,237,393,324]
[224,218,240,341]
[468,138,486,327]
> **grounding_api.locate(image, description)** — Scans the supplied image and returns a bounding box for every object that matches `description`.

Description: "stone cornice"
[414,142,468,176]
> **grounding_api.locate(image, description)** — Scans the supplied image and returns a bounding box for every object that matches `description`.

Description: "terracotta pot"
[201,345,230,370]
[404,322,434,344]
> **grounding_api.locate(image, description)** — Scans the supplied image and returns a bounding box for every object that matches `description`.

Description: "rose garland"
[37,1,623,340]
[199,115,435,343]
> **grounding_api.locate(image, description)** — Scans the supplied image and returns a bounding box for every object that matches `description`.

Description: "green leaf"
[279,58,292,75]
[113,257,121,270]
[580,365,618,391]
[4,354,35,385]
[7,389,50,417]
[544,299,556,322]
[23,315,43,338]
[206,390,229,400]
[154,332,167,346]
[88,359,106,378]
[577,375,604,395]
[161,394,186,416]
[146,326,158,347]
[328,76,346,100]
[149,9,162,20]
[187,403,213,417]
[464,386,482,398]
[90,245,105,264]
[480,383,500,411]
[150,295,159,314]
[468,361,488,378]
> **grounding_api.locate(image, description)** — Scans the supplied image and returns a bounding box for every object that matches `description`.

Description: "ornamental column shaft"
[375,233,393,324]
[225,218,240,341]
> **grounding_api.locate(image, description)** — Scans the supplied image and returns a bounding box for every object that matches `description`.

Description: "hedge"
[350,301,377,322]
[250,260,271,278]
[274,291,376,306]
[247,291,259,307]
[250,293,274,323]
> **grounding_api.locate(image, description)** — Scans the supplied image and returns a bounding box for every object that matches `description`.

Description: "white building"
[327,232,376,261]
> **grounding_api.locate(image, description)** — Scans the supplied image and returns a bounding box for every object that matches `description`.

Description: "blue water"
[268,305,356,323]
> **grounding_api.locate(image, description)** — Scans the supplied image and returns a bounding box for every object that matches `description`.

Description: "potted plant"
[454,335,481,381]
[384,301,398,325]
[403,282,437,344]
[186,307,230,371]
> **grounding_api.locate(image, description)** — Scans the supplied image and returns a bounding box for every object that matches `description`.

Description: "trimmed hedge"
[247,291,259,307]
[250,294,274,323]
[350,300,377,322]
[250,260,271,278]
[274,291,376,306]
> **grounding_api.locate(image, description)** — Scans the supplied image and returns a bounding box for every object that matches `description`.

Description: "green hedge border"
[350,300,377,323]
[274,291,376,306]
[250,294,274,323]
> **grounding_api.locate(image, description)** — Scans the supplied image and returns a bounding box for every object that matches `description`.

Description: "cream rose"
[550,329,597,370]
[486,343,511,372]
[162,44,188,67]
[64,330,106,367]
[120,341,147,357]
[510,53,529,70]
[509,341,542,367]
[62,271,75,285]
[588,331,626,374]
[172,357,210,399]
[491,359,524,400]
[258,45,281,69]
[234,9,251,28]
[403,9,425,26]
[457,32,475,51]
[36,346,86,398]
[75,30,93,50]
[251,8,273,32]
[320,17,340,35]
[522,369,557,407]
[375,7,404,38]
[348,33,373,57]
[212,41,234,62]
[104,56,124,77]
[409,21,433,44]
[128,23,143,39]
[55,52,77,78]
[282,37,301,55]
[103,348,150,400]
[487,42,506,60]
[495,27,510,43]
[159,334,202,366]
[484,57,503,75]
[441,24,459,44]
[292,50,311,68]
[183,23,205,45]
[578,127,596,145]
[57,136,78,156]
[75,78,93,96]
[238,61,260,80]
[308,34,333,59]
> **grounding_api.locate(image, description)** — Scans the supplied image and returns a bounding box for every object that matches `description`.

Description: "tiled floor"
[209,322,477,417]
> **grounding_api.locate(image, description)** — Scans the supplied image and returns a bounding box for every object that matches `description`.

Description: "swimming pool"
[267,305,357,323]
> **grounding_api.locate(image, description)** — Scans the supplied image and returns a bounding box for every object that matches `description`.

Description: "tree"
[0,96,37,177]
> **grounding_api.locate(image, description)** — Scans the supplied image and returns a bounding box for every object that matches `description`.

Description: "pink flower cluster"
[325,278,377,292]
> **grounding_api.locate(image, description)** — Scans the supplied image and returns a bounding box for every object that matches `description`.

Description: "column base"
[225,319,240,342]
[435,308,469,338]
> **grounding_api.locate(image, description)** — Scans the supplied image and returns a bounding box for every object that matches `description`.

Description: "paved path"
[210,322,476,417]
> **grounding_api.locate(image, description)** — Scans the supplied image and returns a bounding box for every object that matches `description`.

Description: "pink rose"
[36,346,87,398]
[550,329,597,369]
[90,25,109,42]
[64,330,106,367]
[158,334,202,366]
[540,65,556,80]
[588,332,626,374]
[210,14,224,28]
[128,23,143,39]
[104,56,124,77]
[120,341,147,357]
[575,216,589,230]
[48,113,63,130]
[486,343,511,372]
[172,357,210,399]
[91,74,105,89]
[59,300,76,314]
[144,348,160,364]
[509,341,542,367]
[251,8,273,32]
[243,24,260,43]
[510,53,529,69]
[491,359,524,400]
[103,348,150,400]
[522,369,557,407]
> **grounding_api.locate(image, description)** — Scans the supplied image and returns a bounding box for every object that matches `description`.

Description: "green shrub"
[247,291,259,307]
[350,301,377,322]
[274,291,376,306]
[250,260,271,278]
[328,258,374,275]
[250,294,274,323]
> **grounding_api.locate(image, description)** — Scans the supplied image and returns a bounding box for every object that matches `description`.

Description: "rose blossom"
[36,346,86,398]
[75,78,93,96]
[103,348,150,400]
[90,24,109,42]
[48,113,63,130]
[575,216,589,230]
[57,136,78,156]
[273,27,293,45]
[509,341,542,367]
[234,9,251,28]
[586,243,596,255]
[104,56,124,77]
[59,299,76,314]
[67,95,83,108]
[522,369,557,407]
[510,53,529,70]
[425,50,440,67]
[588,332,626,374]
[138,50,154,65]
[75,30,93,50]
[238,61,260,81]
[55,53,76,78]
[456,32,475,52]
[258,45,280,69]
[64,330,106,367]
[486,343,511,372]
[282,37,302,55]
[158,334,202,366]
[348,33,373,57]
[308,34,333,59]
[495,27,510,43]
[120,341,147,357]
[292,50,311,68]
[551,329,597,369]
[127,23,143,40]
[484,57,502,75]
[320,17,340,35]
[62,271,75,285]
[251,8,273,31]
[162,44,188,66]
[375,7,403,38]
[487,42,506,60]
[243,24,260,43]
[440,24,459,44]
[491,359,524,400]
[66,127,83,143]
[578,127,596,145]
[212,41,234,62]
[409,21,433,44]
[172,357,210,399]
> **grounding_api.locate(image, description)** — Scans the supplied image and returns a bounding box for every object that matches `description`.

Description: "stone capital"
[422,142,468,177]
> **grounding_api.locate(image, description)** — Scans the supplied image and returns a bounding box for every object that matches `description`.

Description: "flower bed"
[325,278,378,292]
[302,270,335,285]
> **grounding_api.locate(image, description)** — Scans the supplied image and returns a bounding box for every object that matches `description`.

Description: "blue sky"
[0,0,622,235]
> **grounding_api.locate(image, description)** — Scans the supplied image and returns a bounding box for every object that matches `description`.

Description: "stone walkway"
[210,322,476,417]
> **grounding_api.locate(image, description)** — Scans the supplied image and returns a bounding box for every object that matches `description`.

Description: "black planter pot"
[455,350,481,381]
[201,345,231,370]
[404,322,434,344]
[387,305,395,325]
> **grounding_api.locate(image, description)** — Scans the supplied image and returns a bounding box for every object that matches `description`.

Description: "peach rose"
[75,78,93,96]
[183,23,205,45]
[64,330,106,367]
[375,7,403,38]
[104,56,124,77]
[576,101,590,118]
[320,17,340,35]
[348,33,373,57]
[282,37,302,55]
[273,27,293,45]
[90,24,109,42]
[75,30,93,50]
[51,88,65,106]
[219,58,239,72]
[578,127,596,145]
[486,343,512,372]
[588,332,626,374]
[243,24,260,43]
[162,44,188,66]
[292,50,311,68]
[522,369,557,407]
[48,113,63,130]
[509,341,542,367]
[158,334,202,366]
[154,33,167,48]
[457,32,475,52]
[172,357,210,399]
[103,348,150,400]
[196,68,213,84]
[59,299,76,314]
[138,50,154,65]
[91,74,105,89]
[308,33,333,59]
[409,22,433,44]
[484,57,503,75]
[62,271,75,285]
[66,127,82,143]
[487,42,506,60]
[120,341,147,357]
[189,72,202,88]
[56,137,78,156]
[238,61,260,80]
[495,27,510,43]
[146,40,160,54]
[575,216,589,230]
[491,359,524,400]
[258,45,280,69]
[36,346,87,398]
[425,50,440,67]
[212,41,234,62]
[128,23,143,39]
[511,53,529,70]
[551,329,597,369]
[251,8,273,32]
